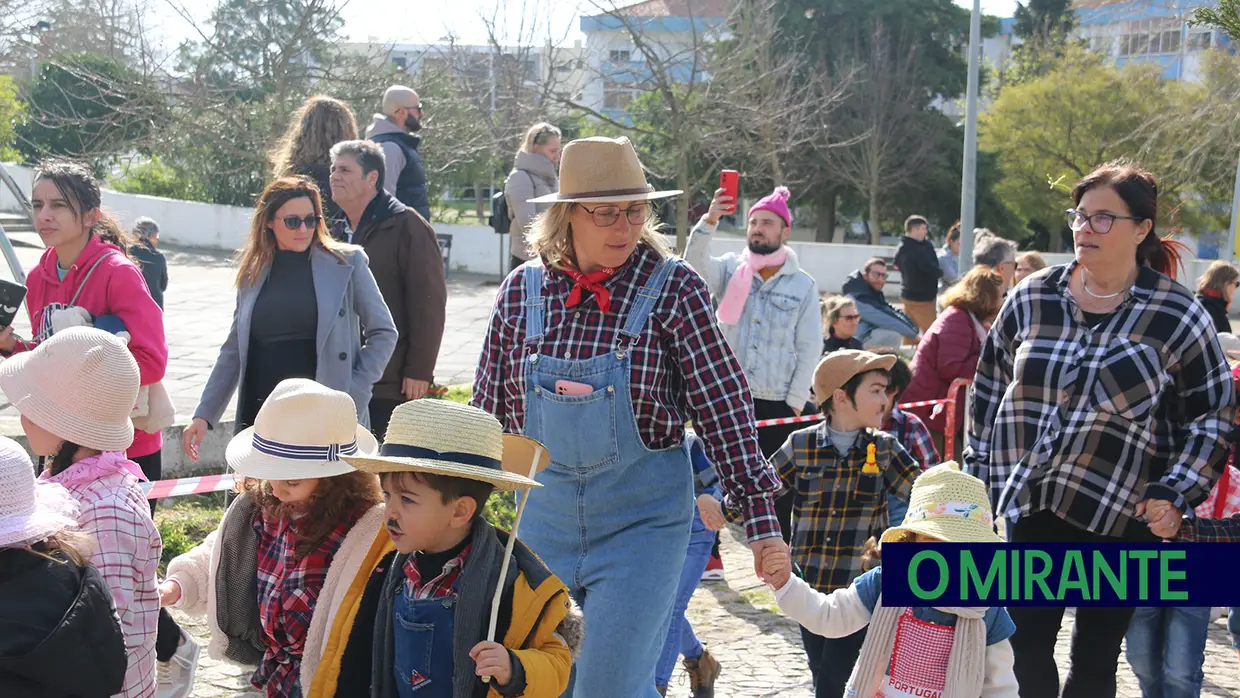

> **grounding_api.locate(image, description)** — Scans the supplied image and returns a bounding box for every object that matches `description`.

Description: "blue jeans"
[1125,606,1211,698]
[1230,608,1240,650]
[887,492,908,529]
[654,518,714,689]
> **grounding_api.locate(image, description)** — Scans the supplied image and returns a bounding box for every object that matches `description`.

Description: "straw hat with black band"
[527,136,683,205]
[344,399,549,490]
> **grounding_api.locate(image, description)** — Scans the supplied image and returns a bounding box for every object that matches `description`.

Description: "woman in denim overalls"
[473,137,787,698]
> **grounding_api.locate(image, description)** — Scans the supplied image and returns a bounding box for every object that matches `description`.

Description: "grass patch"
[444,385,472,404]
[740,586,779,613]
[154,494,226,574]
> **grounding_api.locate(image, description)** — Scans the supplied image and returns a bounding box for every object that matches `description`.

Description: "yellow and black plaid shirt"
[772,424,921,593]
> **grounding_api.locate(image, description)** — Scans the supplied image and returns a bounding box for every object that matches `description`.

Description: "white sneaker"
[155,629,199,698]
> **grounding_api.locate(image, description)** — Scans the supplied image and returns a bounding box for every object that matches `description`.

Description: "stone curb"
[5,419,235,479]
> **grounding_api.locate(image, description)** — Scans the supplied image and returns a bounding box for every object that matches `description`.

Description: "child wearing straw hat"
[308,399,582,698]
[0,434,129,697]
[769,350,924,697]
[762,462,1018,698]
[0,326,162,698]
[157,378,388,698]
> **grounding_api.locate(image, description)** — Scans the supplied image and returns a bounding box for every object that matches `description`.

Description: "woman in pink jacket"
[903,266,1005,454]
[0,160,168,475]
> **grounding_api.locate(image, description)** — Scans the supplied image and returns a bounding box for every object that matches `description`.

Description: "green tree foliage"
[0,76,23,161]
[108,156,201,201]
[1192,0,1240,40]
[981,47,1188,251]
[15,52,164,164]
[1004,0,1078,85]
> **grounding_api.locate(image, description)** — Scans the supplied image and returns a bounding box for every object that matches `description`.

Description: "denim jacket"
[685,219,823,410]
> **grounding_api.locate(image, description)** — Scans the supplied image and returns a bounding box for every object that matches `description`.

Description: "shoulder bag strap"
[69,250,120,306]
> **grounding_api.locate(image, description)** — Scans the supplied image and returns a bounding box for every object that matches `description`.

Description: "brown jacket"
[347,190,447,399]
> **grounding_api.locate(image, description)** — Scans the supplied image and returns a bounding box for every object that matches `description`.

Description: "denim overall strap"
[616,257,675,356]
[391,587,456,698]
[522,262,546,348]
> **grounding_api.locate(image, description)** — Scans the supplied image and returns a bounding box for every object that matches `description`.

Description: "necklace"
[1081,269,1129,300]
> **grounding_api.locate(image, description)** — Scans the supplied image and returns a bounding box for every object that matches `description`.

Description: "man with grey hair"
[330,139,446,437]
[972,228,1018,290]
[366,85,431,220]
[129,216,168,309]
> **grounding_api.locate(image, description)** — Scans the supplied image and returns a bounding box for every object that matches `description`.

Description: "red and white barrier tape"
[142,473,235,500]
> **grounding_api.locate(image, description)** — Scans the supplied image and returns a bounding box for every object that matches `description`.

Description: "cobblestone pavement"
[178,526,1240,697]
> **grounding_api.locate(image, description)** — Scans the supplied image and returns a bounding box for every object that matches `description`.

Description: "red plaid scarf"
[563,265,618,313]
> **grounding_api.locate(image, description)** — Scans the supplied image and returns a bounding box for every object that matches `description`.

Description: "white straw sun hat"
[344,399,549,491]
[227,378,379,480]
[881,461,1002,545]
[0,326,139,452]
[0,435,80,548]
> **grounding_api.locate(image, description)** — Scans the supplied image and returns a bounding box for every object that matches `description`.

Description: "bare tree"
[828,24,939,244]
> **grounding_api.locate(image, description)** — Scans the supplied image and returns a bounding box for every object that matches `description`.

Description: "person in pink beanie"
[685,183,822,546]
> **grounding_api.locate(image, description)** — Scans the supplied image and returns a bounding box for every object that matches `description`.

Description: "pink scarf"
[716,247,789,325]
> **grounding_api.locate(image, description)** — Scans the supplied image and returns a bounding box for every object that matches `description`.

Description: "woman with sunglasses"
[964,160,1234,698]
[473,137,785,698]
[183,177,396,456]
[821,295,864,354]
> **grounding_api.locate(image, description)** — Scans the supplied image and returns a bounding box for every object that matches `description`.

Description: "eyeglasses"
[868,271,889,279]
[1066,208,1143,234]
[280,215,322,230]
[839,313,861,321]
[578,203,651,227]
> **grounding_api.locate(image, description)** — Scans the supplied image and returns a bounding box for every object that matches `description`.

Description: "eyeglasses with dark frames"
[577,203,651,227]
[1066,208,1143,234]
[280,215,322,230]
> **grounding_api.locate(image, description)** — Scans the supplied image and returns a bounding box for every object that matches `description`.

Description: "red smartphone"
[555,380,593,396]
[719,170,739,214]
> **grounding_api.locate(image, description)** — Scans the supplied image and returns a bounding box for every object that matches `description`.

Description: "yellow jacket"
[307,516,582,698]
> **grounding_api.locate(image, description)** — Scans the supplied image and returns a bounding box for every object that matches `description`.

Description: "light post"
[27,21,52,80]
[958,0,981,274]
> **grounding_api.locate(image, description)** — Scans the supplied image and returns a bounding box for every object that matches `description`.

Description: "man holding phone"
[685,180,822,546]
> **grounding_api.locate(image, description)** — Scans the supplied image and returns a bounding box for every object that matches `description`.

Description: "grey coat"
[504,151,558,261]
[193,245,397,428]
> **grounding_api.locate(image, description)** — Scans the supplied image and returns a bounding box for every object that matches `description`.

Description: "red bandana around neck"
[563,265,619,313]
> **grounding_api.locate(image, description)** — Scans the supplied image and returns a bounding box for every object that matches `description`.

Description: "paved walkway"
[0,241,499,436]
[175,526,1240,697]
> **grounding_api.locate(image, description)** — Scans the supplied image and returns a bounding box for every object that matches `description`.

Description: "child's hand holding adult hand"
[760,543,791,589]
[469,641,512,686]
[697,494,726,531]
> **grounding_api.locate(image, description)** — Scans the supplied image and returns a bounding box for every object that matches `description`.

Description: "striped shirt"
[44,453,161,698]
[771,424,920,593]
[964,262,1235,538]
[472,244,782,541]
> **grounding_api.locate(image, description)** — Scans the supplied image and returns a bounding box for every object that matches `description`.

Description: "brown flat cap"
[813,350,898,402]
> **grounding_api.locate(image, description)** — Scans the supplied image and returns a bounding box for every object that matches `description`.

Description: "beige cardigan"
[166,502,386,690]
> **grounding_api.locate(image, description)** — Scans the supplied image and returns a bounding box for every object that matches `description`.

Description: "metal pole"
[957,0,982,274]
[1228,156,1240,261]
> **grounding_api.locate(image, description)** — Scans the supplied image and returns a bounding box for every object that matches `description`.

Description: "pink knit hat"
[748,186,792,227]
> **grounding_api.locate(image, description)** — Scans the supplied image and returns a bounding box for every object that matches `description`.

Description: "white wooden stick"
[482,446,543,683]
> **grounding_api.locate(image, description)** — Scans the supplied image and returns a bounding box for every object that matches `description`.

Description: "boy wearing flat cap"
[770,350,923,698]
[306,399,582,698]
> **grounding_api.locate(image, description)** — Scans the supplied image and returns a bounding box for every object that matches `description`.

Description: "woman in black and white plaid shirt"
[963,161,1235,698]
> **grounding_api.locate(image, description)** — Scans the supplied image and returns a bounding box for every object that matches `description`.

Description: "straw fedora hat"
[0,326,139,452]
[0,436,80,548]
[344,400,549,491]
[226,378,378,480]
[528,136,683,204]
[880,462,1002,545]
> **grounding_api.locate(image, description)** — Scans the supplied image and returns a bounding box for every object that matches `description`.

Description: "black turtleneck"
[414,531,472,583]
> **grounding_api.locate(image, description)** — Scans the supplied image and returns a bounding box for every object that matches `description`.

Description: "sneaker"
[700,554,724,582]
[683,647,721,698]
[156,629,200,698]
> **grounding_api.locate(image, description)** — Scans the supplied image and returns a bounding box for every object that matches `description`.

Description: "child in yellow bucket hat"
[762,462,1019,698]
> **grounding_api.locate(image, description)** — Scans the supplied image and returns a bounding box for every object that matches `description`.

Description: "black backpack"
[489,189,511,235]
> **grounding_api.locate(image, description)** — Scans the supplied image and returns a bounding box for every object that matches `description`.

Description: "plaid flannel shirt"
[885,406,939,469]
[771,424,921,593]
[251,505,364,698]
[1177,514,1240,542]
[964,262,1235,538]
[472,244,782,540]
[403,544,472,598]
